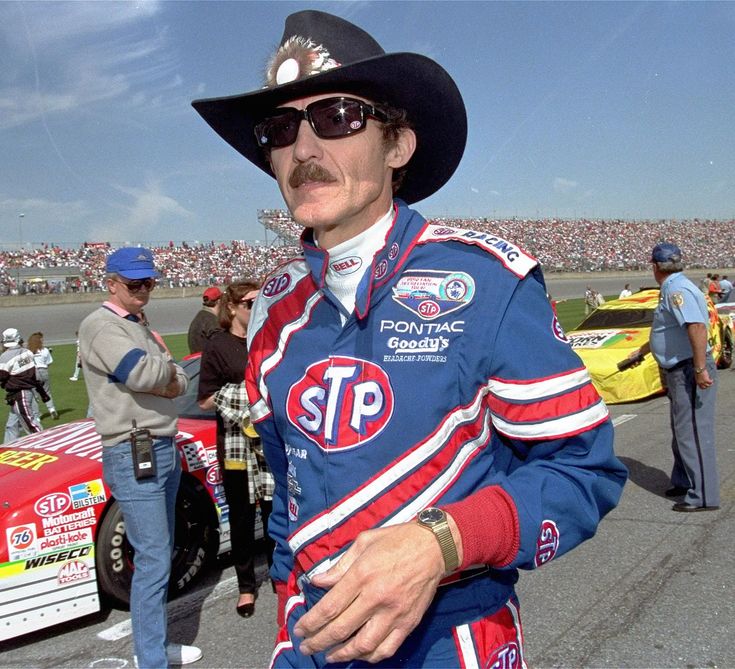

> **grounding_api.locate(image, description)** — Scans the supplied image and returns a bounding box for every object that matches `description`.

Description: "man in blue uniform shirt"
[640,242,720,512]
[193,10,627,667]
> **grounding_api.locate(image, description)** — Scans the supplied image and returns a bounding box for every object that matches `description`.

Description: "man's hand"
[293,523,446,664]
[150,378,181,398]
[694,367,714,389]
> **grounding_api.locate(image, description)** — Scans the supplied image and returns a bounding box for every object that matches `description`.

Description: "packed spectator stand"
[2,212,734,296]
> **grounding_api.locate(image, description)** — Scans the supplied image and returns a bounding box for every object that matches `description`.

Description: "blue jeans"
[103,437,181,669]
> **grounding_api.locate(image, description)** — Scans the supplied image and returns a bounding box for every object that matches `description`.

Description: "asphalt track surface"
[2,284,733,668]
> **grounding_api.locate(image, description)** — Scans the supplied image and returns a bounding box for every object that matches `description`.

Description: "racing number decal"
[287,356,394,451]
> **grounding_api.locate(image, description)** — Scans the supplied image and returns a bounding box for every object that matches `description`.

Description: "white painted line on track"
[97,574,238,641]
[612,414,637,426]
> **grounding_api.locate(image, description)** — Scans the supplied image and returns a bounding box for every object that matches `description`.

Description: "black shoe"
[236,594,256,618]
[672,502,720,512]
[665,486,688,497]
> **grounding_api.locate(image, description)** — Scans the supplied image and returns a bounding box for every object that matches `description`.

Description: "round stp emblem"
[534,519,560,567]
[552,315,568,342]
[374,259,389,281]
[206,463,222,486]
[417,300,441,319]
[287,357,394,451]
[262,272,291,298]
[34,492,71,517]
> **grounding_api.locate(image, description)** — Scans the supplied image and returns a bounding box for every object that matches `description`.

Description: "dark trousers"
[222,468,274,594]
[664,356,720,507]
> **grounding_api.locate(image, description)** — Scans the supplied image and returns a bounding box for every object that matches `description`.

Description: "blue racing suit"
[246,200,626,668]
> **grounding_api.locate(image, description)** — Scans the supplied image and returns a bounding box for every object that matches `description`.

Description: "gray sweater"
[79,306,189,446]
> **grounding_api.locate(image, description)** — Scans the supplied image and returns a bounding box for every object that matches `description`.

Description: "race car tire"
[718,328,733,369]
[95,476,216,608]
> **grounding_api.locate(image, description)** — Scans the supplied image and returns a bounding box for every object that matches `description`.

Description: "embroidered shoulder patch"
[417,224,537,278]
[671,292,684,307]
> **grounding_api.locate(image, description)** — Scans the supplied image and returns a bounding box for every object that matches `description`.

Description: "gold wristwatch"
[417,507,459,573]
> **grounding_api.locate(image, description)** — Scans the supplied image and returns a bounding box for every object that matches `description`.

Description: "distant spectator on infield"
[619,283,632,299]
[27,332,58,420]
[187,286,222,354]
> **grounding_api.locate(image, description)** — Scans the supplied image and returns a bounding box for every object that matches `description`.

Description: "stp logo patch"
[263,272,291,297]
[487,642,521,669]
[287,357,394,451]
[534,519,560,567]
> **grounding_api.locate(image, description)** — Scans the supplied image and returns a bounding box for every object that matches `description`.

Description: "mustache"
[289,162,337,189]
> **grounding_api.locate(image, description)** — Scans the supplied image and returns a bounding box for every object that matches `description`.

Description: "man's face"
[107,276,154,314]
[267,92,415,248]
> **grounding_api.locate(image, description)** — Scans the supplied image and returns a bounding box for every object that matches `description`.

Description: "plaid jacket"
[214,381,274,503]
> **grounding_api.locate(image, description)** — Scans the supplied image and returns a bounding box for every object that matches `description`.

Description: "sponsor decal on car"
[206,463,222,486]
[41,507,96,536]
[6,524,38,561]
[57,559,90,585]
[69,479,106,509]
[24,545,92,570]
[0,450,58,470]
[179,436,215,471]
[37,528,93,552]
[34,492,72,518]
[567,329,636,349]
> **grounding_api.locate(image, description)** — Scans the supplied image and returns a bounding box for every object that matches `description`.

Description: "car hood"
[0,421,105,523]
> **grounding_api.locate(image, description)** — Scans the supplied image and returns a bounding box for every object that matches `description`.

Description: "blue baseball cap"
[106,247,161,279]
[651,242,682,263]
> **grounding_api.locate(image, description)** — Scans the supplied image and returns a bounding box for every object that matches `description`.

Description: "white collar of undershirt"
[320,209,393,317]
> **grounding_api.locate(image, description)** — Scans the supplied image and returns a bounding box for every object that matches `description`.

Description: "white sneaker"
[69,377,78,381]
[167,644,202,665]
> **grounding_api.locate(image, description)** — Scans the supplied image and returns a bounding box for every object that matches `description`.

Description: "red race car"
[0,356,259,641]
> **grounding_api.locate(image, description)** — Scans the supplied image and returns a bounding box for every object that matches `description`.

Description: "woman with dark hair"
[27,331,58,420]
[197,280,274,618]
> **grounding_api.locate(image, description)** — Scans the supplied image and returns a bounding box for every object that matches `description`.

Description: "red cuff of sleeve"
[444,485,520,569]
[274,580,287,628]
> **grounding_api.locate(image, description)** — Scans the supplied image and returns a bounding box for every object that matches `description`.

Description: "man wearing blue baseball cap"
[79,247,202,667]
[635,242,720,512]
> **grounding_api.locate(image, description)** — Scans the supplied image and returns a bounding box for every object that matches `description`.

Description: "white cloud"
[553,177,579,193]
[0,1,177,130]
[89,181,194,242]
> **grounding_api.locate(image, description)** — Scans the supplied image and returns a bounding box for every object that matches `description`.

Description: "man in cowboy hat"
[194,10,625,667]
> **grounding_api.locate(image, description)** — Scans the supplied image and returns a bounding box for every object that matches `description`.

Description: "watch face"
[419,507,444,524]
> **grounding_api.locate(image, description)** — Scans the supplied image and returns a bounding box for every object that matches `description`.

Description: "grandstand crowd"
[2,212,734,296]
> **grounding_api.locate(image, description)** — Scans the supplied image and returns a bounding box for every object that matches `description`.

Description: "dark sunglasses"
[254,97,388,149]
[239,298,254,309]
[113,278,156,293]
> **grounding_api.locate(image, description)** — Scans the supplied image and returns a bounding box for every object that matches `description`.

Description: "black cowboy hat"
[191,10,467,204]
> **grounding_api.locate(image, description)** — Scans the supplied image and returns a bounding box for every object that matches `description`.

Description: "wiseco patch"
[392,270,475,321]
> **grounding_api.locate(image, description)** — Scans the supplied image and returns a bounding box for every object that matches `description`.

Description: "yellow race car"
[567,289,733,404]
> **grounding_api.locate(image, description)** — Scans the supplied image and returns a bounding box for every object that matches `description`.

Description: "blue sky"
[1,1,734,247]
